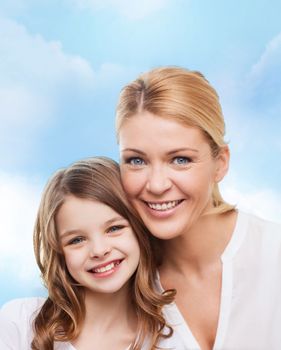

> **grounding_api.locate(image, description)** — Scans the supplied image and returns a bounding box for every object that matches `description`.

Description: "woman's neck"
[161,210,237,275]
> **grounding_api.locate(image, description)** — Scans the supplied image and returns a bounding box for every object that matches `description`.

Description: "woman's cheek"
[121,169,144,197]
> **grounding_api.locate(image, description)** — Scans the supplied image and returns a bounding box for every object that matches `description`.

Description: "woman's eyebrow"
[166,147,199,155]
[120,148,146,155]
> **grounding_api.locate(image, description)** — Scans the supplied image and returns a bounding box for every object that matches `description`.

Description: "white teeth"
[94,262,114,273]
[92,260,121,273]
[147,200,181,211]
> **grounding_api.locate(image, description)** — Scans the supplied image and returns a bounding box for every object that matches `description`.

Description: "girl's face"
[56,195,140,295]
[119,111,229,240]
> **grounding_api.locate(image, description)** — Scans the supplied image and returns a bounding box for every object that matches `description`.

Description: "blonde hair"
[32,157,175,350]
[116,66,235,214]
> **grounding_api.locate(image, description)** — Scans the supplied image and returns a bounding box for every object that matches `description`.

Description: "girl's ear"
[214,145,230,183]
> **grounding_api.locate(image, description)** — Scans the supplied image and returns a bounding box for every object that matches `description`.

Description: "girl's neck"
[72,284,137,350]
[83,284,137,331]
[161,210,237,275]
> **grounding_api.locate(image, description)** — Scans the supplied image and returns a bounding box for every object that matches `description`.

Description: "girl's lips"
[90,259,123,271]
[88,259,124,279]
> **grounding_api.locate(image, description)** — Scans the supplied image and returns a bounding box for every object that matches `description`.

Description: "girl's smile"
[87,258,124,278]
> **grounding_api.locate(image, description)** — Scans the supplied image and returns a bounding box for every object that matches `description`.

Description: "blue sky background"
[0,0,280,306]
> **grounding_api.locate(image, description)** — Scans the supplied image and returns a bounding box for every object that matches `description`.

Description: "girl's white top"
[0,297,185,349]
[1,211,281,349]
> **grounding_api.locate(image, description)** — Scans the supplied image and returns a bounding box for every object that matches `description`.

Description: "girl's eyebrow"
[60,216,127,238]
[60,229,83,239]
[104,216,127,226]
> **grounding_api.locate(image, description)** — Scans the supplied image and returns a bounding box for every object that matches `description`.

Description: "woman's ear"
[214,145,230,183]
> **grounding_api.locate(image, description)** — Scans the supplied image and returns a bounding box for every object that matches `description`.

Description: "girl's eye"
[172,157,191,165]
[107,225,125,233]
[126,157,145,166]
[68,236,85,245]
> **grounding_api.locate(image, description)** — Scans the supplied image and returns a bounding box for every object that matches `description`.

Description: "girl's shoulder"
[0,297,46,321]
[0,297,46,350]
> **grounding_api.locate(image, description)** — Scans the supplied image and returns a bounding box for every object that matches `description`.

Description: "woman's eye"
[172,157,191,165]
[68,236,85,245]
[127,157,145,166]
[107,225,125,233]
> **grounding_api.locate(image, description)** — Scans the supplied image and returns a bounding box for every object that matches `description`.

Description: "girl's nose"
[89,236,111,259]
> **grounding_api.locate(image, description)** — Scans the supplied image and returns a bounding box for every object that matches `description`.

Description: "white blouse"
[157,211,281,349]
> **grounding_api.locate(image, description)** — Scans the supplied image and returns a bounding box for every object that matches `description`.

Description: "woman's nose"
[146,166,172,194]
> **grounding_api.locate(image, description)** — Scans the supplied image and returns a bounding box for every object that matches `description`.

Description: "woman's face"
[119,111,229,240]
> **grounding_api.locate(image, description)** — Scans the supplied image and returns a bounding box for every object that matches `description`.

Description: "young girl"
[0,157,177,350]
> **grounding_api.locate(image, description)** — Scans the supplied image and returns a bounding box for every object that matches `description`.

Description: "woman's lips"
[145,199,184,211]
[142,199,184,218]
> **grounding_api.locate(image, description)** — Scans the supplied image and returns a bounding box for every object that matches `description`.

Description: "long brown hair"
[116,66,235,214]
[32,156,175,350]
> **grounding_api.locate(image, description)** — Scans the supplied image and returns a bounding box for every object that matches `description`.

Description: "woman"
[116,67,281,350]
[0,157,180,350]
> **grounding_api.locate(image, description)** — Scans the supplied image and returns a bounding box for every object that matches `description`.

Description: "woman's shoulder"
[241,211,281,237]
[237,211,281,262]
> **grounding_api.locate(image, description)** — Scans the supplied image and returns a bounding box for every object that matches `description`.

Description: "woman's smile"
[145,199,184,211]
[141,199,185,220]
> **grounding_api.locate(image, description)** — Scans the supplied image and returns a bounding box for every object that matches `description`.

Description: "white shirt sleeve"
[0,316,21,349]
[0,298,45,350]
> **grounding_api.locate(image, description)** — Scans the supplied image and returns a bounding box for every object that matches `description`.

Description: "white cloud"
[0,172,43,283]
[70,0,172,20]
[0,16,140,170]
[214,33,281,172]
[0,17,95,166]
[245,32,281,115]
[0,17,94,92]
[0,85,51,125]
[250,32,281,81]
